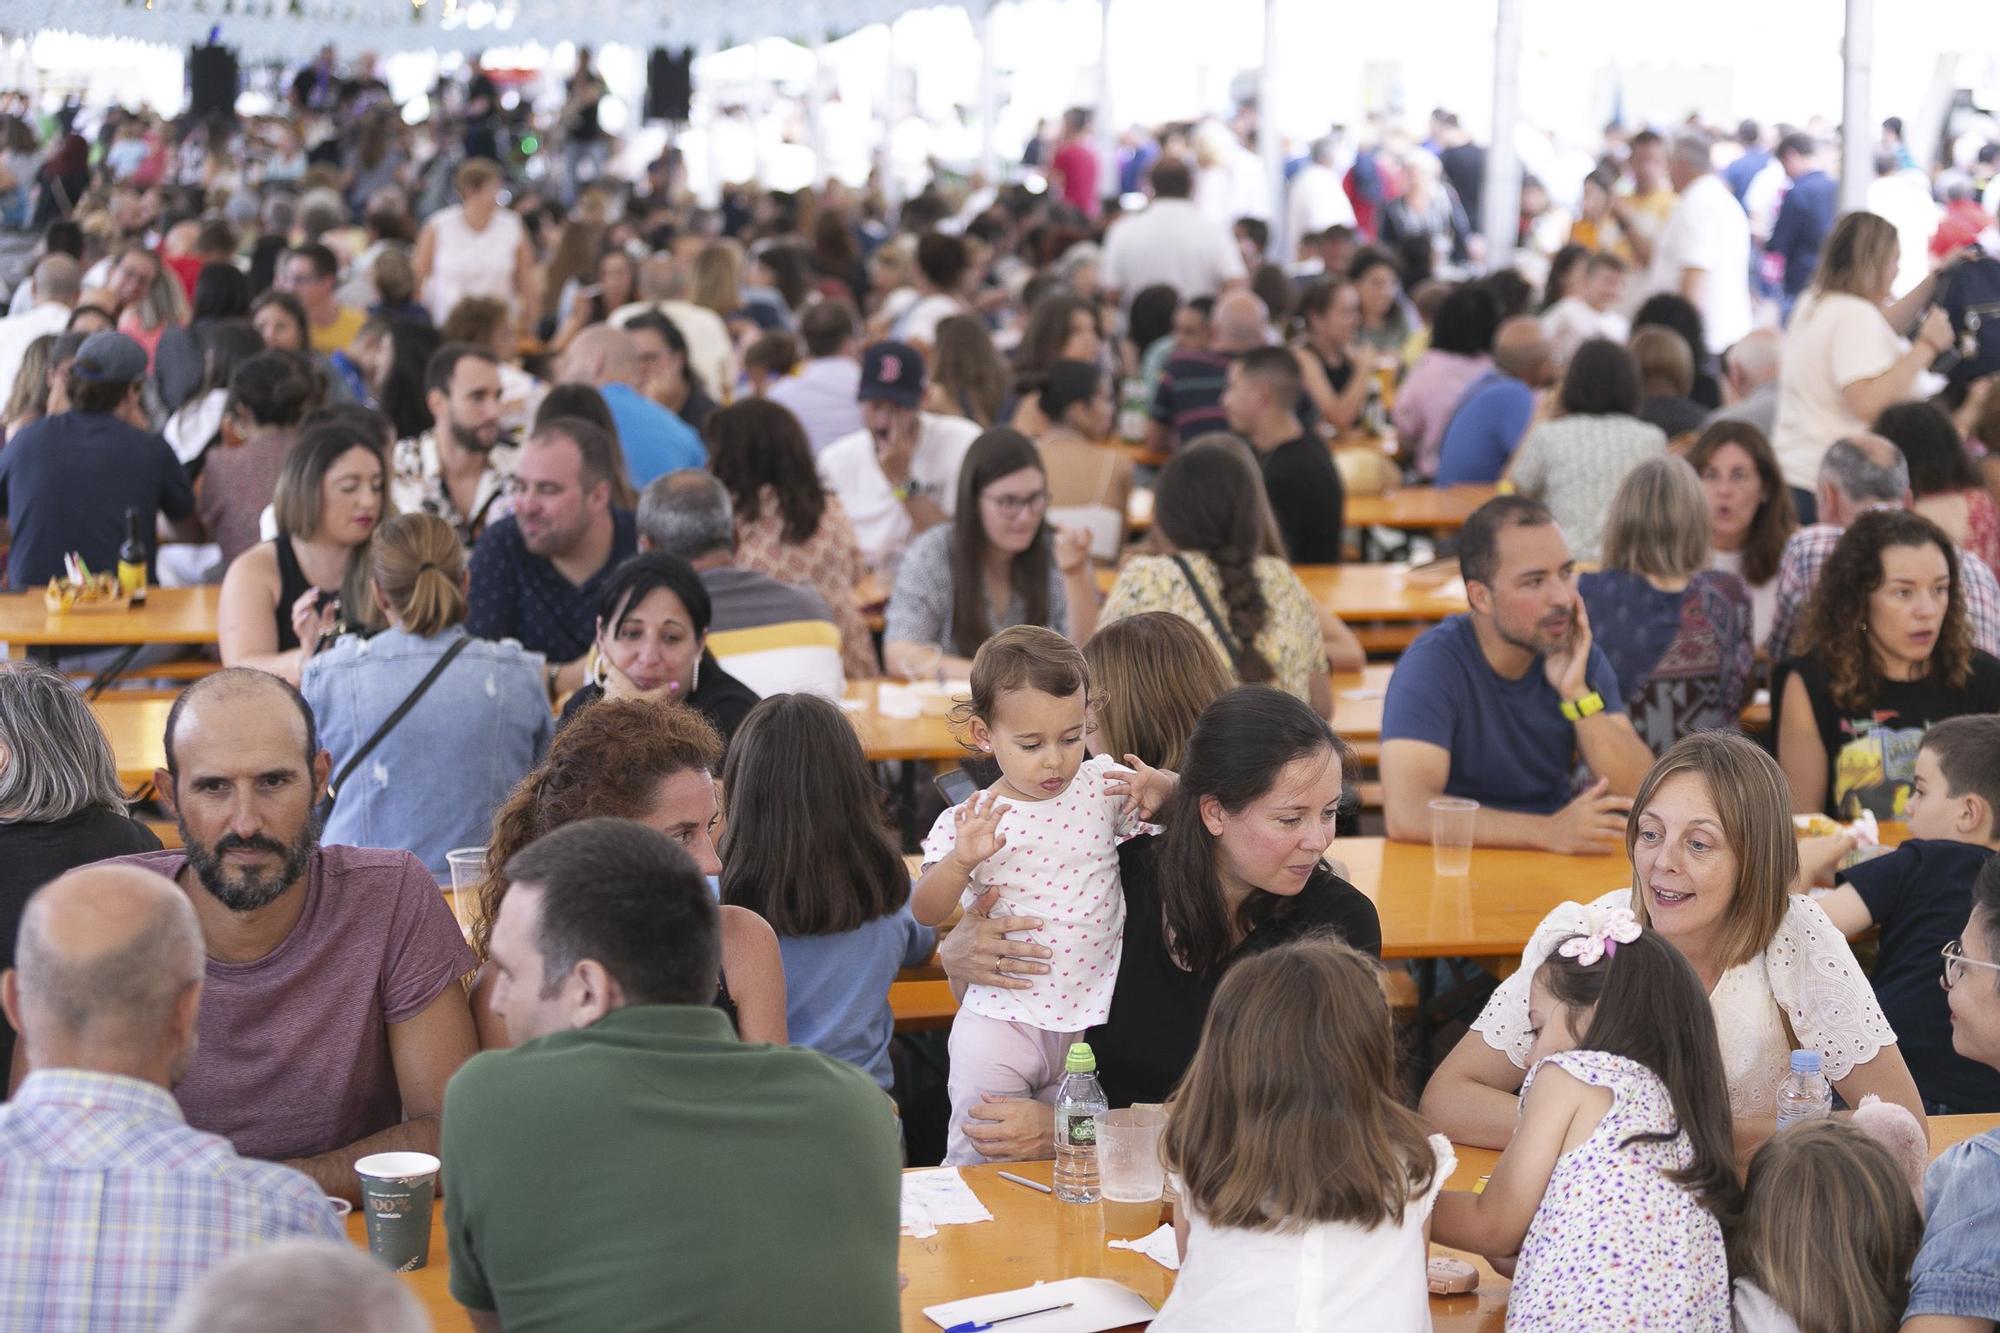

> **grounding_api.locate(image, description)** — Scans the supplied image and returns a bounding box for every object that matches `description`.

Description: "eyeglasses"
[1940,938,2000,991]
[984,490,1049,518]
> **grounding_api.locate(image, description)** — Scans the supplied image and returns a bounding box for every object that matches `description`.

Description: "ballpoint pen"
[944,1301,1076,1333]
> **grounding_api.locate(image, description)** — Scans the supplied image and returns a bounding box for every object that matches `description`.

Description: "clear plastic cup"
[1094,1107,1168,1237]
[1429,798,1478,877]
[445,847,486,940]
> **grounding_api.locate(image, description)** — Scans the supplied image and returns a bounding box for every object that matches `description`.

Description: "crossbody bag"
[318,636,472,817]
[1171,554,1247,677]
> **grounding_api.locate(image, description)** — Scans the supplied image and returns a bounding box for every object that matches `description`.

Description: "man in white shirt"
[1285,136,1356,261]
[1646,133,1753,354]
[766,301,864,454]
[610,254,735,398]
[1539,252,1630,368]
[815,341,978,576]
[1100,157,1248,308]
[1868,153,1942,300]
[0,254,78,407]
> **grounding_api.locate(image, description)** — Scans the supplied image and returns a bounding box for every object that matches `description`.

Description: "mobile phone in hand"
[934,770,978,806]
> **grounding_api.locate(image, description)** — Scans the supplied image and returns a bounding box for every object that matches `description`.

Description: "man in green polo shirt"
[442,818,901,1331]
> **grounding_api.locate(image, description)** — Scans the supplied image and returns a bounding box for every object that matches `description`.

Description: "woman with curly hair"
[1776,509,2000,819]
[469,696,787,1049]
[705,398,878,677]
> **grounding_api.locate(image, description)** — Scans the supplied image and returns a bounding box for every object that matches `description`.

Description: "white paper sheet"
[923,1276,1159,1331]
[1108,1223,1181,1271]
[900,1167,994,1238]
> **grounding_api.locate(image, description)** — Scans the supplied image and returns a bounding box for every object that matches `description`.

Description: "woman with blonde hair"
[1770,210,1962,519]
[1729,1120,1922,1333]
[115,248,190,369]
[218,414,391,684]
[691,239,746,326]
[470,696,787,1049]
[1,332,55,441]
[302,512,550,875]
[1083,612,1232,770]
[1579,454,1753,755]
[1422,730,1926,1157]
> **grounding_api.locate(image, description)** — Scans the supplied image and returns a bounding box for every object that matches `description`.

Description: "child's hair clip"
[1556,904,1642,967]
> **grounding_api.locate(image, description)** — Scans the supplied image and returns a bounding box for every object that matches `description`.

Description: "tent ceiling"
[0,0,972,59]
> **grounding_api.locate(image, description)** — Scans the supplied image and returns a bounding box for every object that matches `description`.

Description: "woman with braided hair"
[1098,436,1334,718]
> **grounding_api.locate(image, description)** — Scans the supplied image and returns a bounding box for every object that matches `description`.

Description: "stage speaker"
[188,44,240,119]
[645,47,693,123]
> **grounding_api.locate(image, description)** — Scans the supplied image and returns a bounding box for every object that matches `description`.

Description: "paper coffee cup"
[355,1151,439,1271]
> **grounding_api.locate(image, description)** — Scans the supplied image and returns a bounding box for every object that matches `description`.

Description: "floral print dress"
[1506,1049,1730,1331]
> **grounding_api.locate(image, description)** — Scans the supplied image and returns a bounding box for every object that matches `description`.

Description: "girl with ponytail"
[301,511,552,877]
[1098,435,1340,716]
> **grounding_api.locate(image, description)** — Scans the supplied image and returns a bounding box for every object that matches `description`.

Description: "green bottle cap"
[1065,1042,1096,1073]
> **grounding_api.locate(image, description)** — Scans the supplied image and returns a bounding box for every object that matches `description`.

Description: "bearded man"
[110,667,477,1200]
[391,342,517,548]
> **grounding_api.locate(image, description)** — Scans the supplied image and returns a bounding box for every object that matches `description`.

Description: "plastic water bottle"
[1775,1049,1832,1131]
[1053,1042,1109,1203]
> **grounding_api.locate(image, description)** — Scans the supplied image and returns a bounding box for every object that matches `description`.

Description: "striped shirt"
[0,1070,340,1331]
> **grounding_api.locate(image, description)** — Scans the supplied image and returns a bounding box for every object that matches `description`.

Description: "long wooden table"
[1345,483,1497,533]
[0,585,224,646]
[895,1113,2000,1332]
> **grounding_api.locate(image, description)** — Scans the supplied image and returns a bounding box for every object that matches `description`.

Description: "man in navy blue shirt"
[0,331,193,589]
[1380,496,1654,853]
[1766,133,1839,316]
[1720,119,1770,205]
[466,416,637,701]
[1435,317,1553,485]
[556,325,703,487]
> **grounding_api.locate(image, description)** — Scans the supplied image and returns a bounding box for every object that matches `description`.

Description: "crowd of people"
[0,47,1999,1331]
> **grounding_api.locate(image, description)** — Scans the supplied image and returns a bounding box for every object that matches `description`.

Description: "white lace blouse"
[1470,890,1898,1119]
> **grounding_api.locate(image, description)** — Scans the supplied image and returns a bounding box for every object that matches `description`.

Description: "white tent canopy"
[0,0,966,60]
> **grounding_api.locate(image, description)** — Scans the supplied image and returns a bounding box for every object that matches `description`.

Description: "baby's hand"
[949,791,1009,872]
[1104,754,1177,823]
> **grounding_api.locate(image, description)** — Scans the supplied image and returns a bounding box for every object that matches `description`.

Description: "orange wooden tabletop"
[92,697,172,791]
[1290,563,1470,622]
[346,1207,470,1331]
[895,1114,2000,1332]
[843,681,968,763]
[0,585,223,646]
[1346,484,1498,532]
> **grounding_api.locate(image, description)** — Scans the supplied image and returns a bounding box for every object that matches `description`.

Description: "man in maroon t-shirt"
[111,668,478,1202]
[1050,107,1101,220]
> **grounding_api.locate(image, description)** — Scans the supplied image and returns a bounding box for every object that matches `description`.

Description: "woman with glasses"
[882,427,1096,680]
[1422,730,1926,1160]
[1904,861,2000,1326]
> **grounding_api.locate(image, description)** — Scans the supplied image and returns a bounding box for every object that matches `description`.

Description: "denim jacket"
[1908,1129,2000,1321]
[302,626,551,877]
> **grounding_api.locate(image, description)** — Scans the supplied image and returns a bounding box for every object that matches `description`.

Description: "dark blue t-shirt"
[0,410,195,589]
[1767,170,1839,297]
[1436,371,1535,485]
[464,508,638,664]
[1841,838,2000,1113]
[1381,614,1626,815]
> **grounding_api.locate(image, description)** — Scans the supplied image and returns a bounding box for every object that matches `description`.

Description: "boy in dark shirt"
[1222,346,1345,564]
[1818,714,2000,1113]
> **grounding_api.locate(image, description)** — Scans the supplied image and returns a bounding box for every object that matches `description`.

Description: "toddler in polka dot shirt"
[915,627,1165,1166]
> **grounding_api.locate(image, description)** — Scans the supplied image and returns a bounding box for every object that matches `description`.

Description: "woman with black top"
[557,552,760,753]
[218,414,389,685]
[939,687,1381,1155]
[1290,276,1371,434]
[0,662,161,1075]
[1777,509,2000,820]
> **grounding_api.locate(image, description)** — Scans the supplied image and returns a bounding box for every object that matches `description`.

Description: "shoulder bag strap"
[322,635,473,810]
[1170,554,1246,676]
